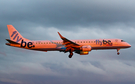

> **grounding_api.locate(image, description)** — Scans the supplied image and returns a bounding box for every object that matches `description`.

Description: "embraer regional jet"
[6,25,131,58]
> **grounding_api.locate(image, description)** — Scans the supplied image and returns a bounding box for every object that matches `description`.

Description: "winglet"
[58,32,65,39]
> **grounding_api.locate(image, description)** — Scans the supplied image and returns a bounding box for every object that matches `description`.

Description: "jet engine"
[81,45,92,51]
[75,45,92,55]
[79,51,89,55]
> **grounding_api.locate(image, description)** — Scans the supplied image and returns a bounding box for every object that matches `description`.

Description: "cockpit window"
[121,40,125,42]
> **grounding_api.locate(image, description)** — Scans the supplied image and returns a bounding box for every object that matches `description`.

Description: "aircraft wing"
[58,32,81,48]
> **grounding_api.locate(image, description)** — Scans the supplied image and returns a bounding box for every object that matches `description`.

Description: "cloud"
[0,56,135,84]
[1,0,135,29]
[0,51,6,56]
[0,78,22,84]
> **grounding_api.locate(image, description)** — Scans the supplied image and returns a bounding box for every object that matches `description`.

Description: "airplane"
[6,25,131,58]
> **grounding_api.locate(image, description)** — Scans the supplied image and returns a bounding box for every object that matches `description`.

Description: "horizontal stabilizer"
[6,39,20,44]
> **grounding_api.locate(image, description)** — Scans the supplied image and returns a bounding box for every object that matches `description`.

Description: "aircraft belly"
[31,48,61,51]
[31,44,60,51]
[35,44,57,48]
[92,46,128,50]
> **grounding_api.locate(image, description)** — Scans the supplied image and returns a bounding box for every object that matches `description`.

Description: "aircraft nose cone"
[127,43,131,48]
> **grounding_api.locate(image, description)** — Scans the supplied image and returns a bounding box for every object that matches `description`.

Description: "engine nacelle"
[81,45,92,51]
[80,51,89,55]
[75,45,92,55]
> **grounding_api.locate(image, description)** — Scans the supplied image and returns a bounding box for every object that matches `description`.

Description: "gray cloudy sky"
[0,0,135,84]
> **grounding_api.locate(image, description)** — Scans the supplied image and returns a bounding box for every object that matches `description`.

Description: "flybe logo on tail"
[11,31,22,42]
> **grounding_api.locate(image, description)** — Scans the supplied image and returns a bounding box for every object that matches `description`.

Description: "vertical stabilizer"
[7,25,30,43]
